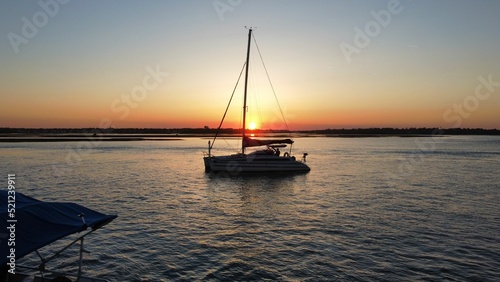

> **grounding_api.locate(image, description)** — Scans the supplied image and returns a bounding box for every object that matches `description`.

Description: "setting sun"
[248,122,257,130]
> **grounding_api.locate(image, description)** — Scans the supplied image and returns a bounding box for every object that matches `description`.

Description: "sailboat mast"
[242,27,252,154]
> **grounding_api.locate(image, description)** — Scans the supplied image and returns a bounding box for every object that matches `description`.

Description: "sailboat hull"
[204,154,310,174]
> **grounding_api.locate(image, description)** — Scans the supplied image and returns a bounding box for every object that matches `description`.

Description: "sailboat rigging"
[203,28,310,174]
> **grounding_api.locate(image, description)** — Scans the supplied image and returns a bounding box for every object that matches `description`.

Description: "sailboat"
[203,28,310,174]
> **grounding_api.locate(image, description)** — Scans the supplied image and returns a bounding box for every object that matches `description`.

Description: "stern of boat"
[203,156,212,172]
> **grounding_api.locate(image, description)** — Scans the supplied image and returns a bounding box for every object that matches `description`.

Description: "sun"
[248,122,257,130]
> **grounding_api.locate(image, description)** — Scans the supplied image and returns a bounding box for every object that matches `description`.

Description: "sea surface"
[1,136,499,281]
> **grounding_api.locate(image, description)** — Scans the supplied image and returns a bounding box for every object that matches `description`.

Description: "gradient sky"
[1,0,499,129]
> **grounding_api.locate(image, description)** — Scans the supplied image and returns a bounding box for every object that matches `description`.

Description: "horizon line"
[1,127,498,131]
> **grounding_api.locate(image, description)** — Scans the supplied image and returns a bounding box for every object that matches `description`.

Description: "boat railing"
[7,228,109,282]
[301,153,309,163]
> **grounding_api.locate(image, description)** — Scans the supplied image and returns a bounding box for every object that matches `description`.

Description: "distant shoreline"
[0,127,498,142]
[0,134,438,143]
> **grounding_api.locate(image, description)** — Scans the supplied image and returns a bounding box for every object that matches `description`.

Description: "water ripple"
[1,137,499,281]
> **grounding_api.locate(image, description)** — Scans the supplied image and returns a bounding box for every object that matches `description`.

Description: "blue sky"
[1,0,499,129]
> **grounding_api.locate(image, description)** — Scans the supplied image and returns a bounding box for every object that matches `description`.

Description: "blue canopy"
[1,191,117,265]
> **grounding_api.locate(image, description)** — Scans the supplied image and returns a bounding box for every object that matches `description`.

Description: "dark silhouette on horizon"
[0,127,498,136]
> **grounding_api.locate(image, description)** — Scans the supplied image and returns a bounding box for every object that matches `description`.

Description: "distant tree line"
[302,127,500,136]
[0,127,498,135]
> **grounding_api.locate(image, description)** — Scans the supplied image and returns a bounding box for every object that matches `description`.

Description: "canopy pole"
[77,237,84,278]
[42,229,95,265]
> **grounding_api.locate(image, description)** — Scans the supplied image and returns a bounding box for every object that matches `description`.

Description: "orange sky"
[1,1,499,129]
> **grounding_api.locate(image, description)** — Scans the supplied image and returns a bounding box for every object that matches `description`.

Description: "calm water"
[1,136,499,281]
